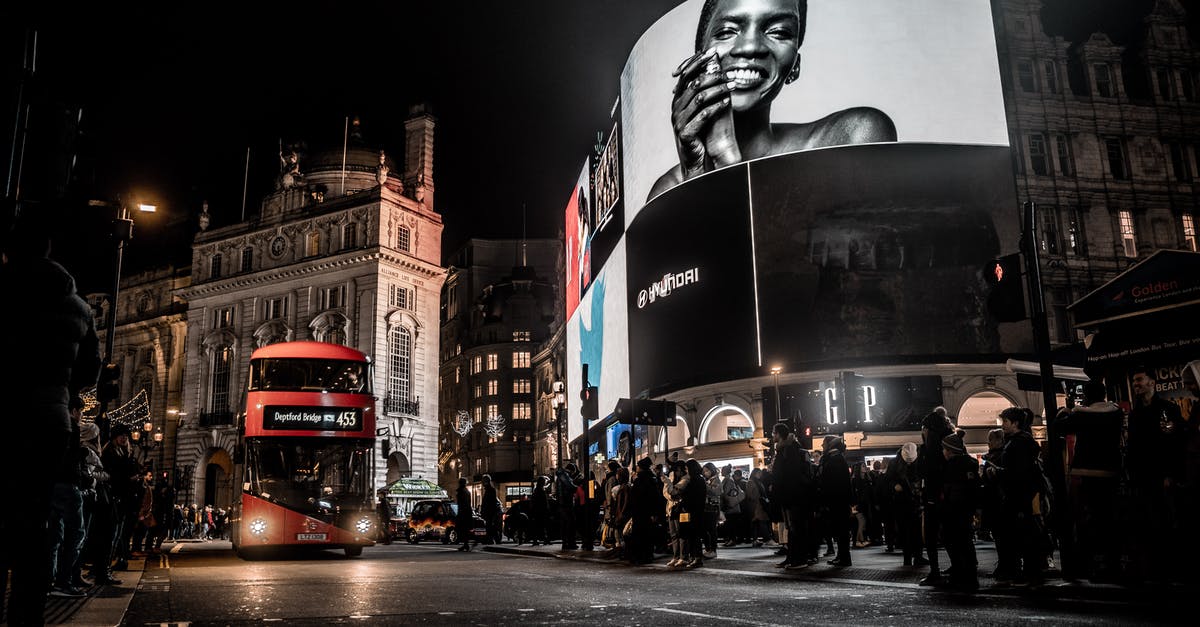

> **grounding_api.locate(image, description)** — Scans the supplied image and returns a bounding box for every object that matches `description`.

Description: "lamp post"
[130,419,163,468]
[552,381,565,471]
[770,366,783,431]
[89,198,156,440]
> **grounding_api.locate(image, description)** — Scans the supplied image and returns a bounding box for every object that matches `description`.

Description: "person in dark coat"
[887,443,924,567]
[0,211,102,623]
[626,457,660,564]
[681,459,708,568]
[455,477,474,552]
[917,407,953,585]
[1053,381,1122,581]
[101,425,141,570]
[819,435,852,567]
[1127,365,1185,581]
[941,432,980,591]
[376,491,393,545]
[530,475,550,546]
[991,407,1045,586]
[480,475,502,544]
[770,423,814,568]
[556,464,578,550]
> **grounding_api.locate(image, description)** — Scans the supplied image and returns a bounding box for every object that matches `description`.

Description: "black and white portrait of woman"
[648,0,896,200]
[621,0,1010,221]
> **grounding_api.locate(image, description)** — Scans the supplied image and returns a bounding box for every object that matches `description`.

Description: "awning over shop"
[1068,250,1200,328]
[384,477,447,499]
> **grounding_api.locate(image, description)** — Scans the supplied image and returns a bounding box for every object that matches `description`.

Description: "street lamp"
[130,419,163,467]
[770,365,783,431]
[88,198,157,440]
[552,381,565,471]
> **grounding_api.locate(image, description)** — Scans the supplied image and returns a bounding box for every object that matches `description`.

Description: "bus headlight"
[355,517,373,534]
[249,518,268,536]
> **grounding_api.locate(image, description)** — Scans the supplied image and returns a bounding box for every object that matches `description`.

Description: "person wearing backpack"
[719,465,744,547]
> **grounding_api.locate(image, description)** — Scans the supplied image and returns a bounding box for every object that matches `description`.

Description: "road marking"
[653,607,770,625]
[437,612,455,616]
[518,609,535,612]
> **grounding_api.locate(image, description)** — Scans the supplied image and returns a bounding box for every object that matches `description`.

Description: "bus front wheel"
[344,545,363,557]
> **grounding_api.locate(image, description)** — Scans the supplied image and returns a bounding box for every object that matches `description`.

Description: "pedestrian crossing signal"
[984,253,1027,322]
[580,386,599,421]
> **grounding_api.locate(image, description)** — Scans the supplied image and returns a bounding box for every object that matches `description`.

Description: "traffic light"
[97,362,121,404]
[580,386,599,421]
[798,424,813,449]
[984,253,1027,322]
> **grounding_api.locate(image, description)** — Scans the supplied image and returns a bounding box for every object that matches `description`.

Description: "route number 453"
[335,411,358,427]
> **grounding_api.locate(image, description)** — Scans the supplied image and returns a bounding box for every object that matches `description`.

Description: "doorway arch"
[386,451,411,484]
[957,390,1017,428]
[202,448,234,509]
[698,404,756,444]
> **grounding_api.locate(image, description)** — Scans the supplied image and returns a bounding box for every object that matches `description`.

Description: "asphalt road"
[121,542,1187,625]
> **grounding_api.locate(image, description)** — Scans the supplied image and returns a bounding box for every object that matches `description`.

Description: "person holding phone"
[649,0,896,201]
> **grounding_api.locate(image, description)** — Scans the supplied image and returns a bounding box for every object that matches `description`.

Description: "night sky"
[3,0,1199,293]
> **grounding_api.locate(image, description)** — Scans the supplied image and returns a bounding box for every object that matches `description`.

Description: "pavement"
[481,538,1177,604]
[29,538,212,626]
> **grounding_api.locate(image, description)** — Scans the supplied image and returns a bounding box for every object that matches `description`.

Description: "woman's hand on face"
[671,48,734,180]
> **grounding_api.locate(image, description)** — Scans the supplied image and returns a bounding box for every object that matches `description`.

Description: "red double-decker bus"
[232,341,378,558]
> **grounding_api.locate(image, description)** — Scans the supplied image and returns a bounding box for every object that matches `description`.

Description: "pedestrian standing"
[556,464,578,550]
[0,211,102,624]
[941,432,980,591]
[681,459,707,568]
[530,476,549,546]
[102,425,140,569]
[608,467,631,559]
[82,423,120,586]
[47,405,89,598]
[917,408,953,585]
[455,477,474,552]
[991,407,1045,586]
[480,475,502,545]
[377,490,393,545]
[1180,361,1200,582]
[1126,365,1185,581]
[887,443,924,567]
[626,458,659,565]
[745,468,771,547]
[701,462,721,559]
[1053,381,1122,581]
[770,423,814,569]
[818,436,852,567]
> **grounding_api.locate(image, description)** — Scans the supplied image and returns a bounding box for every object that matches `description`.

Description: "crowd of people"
[0,211,236,626]
[501,366,1199,593]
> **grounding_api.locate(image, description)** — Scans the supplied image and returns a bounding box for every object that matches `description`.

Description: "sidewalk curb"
[63,558,146,627]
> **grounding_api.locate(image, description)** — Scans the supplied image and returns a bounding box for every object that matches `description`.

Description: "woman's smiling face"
[702,0,802,113]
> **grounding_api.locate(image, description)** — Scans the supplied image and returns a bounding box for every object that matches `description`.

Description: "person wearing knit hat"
[940,429,979,590]
[941,432,966,455]
[887,443,924,567]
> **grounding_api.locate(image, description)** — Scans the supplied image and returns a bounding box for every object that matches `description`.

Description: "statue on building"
[277,144,303,190]
[198,200,211,231]
[376,150,389,186]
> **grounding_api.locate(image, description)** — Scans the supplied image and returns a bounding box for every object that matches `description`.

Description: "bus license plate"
[296,533,327,541]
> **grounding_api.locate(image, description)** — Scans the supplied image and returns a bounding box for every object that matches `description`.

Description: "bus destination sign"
[263,406,362,431]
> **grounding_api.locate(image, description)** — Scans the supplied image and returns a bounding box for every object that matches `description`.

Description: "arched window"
[699,405,756,444]
[210,346,233,412]
[388,326,412,405]
[958,391,1016,427]
[397,226,411,253]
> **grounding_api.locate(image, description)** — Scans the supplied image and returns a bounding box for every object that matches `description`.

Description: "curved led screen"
[567,0,1027,419]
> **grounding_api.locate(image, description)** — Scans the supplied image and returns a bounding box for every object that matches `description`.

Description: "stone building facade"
[88,266,189,485]
[175,108,444,508]
[437,239,561,502]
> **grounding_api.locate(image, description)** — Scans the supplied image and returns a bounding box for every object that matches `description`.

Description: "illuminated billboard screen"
[566,242,630,443]
[564,160,591,320]
[568,0,1026,414]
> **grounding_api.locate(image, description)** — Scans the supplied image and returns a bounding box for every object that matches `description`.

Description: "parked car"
[502,497,560,544]
[402,499,487,544]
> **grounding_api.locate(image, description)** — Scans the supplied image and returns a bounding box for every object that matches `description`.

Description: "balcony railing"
[384,397,420,416]
[198,411,235,427]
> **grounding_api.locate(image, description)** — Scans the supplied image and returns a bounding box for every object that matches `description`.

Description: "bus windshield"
[248,358,371,394]
[244,437,372,518]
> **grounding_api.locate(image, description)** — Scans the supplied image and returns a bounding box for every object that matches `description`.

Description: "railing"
[384,397,420,416]
[198,411,235,427]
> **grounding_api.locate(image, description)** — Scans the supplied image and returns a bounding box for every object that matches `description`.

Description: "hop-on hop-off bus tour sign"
[262,406,362,431]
